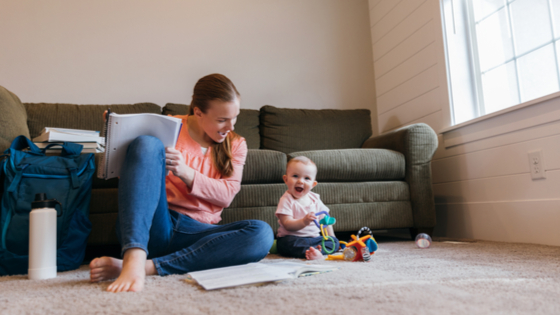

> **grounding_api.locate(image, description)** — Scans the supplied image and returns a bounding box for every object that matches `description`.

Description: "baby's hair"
[287,156,317,175]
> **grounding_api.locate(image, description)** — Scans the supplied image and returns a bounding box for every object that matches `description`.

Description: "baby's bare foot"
[90,256,123,282]
[305,245,325,260]
[106,249,147,293]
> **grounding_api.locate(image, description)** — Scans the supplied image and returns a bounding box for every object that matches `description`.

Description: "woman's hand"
[165,147,195,187]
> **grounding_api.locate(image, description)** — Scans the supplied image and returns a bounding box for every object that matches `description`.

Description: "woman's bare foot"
[90,256,157,282]
[305,245,325,260]
[105,248,148,293]
[90,256,123,282]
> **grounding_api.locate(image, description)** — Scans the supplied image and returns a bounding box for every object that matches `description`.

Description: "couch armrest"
[362,123,438,229]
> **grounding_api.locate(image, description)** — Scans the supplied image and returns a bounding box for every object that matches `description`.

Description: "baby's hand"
[302,212,317,226]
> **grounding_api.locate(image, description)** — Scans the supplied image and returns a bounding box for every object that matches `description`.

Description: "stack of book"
[32,127,105,154]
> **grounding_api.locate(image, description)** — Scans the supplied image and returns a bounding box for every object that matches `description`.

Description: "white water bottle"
[28,193,61,280]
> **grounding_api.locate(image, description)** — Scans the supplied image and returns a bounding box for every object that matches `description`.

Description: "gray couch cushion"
[161,103,189,116]
[242,149,286,184]
[92,153,119,189]
[0,86,30,152]
[162,103,260,149]
[259,105,372,154]
[24,103,162,139]
[288,149,405,181]
[224,182,412,233]
[228,181,409,208]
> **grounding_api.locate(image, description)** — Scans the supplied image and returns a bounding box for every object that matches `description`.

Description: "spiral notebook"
[97,110,182,180]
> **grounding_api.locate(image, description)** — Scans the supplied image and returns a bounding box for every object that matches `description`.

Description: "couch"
[0,85,438,248]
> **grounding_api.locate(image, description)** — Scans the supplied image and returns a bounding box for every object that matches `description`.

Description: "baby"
[275,156,339,260]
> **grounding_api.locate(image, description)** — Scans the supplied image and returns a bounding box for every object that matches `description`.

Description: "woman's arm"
[177,139,248,208]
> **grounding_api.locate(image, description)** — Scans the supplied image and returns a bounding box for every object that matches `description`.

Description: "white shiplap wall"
[370,0,448,134]
[369,0,560,246]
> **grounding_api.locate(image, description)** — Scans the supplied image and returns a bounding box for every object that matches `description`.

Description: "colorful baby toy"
[313,211,337,254]
[326,227,378,261]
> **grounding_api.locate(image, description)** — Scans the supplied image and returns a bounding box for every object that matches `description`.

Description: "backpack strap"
[68,168,80,189]
[1,208,12,250]
[6,164,29,193]
[43,142,83,157]
[9,136,42,154]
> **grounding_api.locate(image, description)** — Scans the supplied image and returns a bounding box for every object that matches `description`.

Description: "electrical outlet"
[528,150,546,180]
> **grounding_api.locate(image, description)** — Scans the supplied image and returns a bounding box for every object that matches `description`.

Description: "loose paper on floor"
[185,262,338,290]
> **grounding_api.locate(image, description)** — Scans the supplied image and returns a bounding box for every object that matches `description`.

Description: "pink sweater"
[165,115,248,224]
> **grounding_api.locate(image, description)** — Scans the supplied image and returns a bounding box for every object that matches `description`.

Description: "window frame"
[439,0,560,148]
[442,0,560,127]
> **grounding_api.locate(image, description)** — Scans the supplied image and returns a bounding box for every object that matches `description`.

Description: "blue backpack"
[0,136,94,275]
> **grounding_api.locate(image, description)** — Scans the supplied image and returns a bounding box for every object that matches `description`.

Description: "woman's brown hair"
[189,73,241,177]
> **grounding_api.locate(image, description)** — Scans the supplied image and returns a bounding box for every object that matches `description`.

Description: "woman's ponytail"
[189,74,240,177]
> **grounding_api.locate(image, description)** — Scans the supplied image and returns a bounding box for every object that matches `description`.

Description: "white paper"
[187,263,294,290]
[100,113,182,179]
[186,262,338,290]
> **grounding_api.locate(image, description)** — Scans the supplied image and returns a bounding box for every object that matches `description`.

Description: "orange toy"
[326,227,378,261]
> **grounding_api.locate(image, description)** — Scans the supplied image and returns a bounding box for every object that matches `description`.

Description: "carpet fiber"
[2,237,560,314]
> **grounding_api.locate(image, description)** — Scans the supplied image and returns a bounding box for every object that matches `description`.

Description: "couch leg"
[409,228,434,240]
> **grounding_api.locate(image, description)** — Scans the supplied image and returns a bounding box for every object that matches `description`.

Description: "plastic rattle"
[313,211,337,254]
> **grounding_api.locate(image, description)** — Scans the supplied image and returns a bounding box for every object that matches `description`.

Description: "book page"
[186,262,339,290]
[186,263,295,290]
[264,261,339,277]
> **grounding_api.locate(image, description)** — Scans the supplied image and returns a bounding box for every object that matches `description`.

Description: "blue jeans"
[116,135,274,275]
[276,235,339,259]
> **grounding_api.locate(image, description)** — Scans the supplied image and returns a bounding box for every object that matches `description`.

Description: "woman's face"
[194,97,240,144]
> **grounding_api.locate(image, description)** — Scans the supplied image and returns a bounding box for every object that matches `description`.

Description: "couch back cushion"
[162,103,260,149]
[242,149,286,184]
[288,149,405,181]
[24,103,162,139]
[259,105,372,154]
[0,86,30,153]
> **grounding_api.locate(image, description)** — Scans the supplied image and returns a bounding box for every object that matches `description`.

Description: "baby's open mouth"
[295,187,303,193]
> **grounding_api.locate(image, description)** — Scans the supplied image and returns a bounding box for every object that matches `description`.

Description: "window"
[441,0,560,125]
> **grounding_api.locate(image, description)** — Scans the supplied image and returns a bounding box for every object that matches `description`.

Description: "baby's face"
[283,161,317,200]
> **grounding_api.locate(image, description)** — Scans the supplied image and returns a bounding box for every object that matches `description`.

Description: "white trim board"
[432,133,560,183]
[433,169,560,204]
[434,118,560,160]
[441,92,560,148]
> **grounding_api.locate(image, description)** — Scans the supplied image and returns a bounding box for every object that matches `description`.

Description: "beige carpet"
[2,237,560,315]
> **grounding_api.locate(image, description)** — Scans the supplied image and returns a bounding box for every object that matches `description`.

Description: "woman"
[89,74,273,292]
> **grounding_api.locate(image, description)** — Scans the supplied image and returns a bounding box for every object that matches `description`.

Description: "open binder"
[97,110,182,179]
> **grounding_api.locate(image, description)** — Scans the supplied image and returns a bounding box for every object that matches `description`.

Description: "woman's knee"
[129,135,164,154]
[246,220,274,254]
[127,135,165,161]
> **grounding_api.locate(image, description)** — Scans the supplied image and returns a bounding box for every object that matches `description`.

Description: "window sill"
[440,91,560,148]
